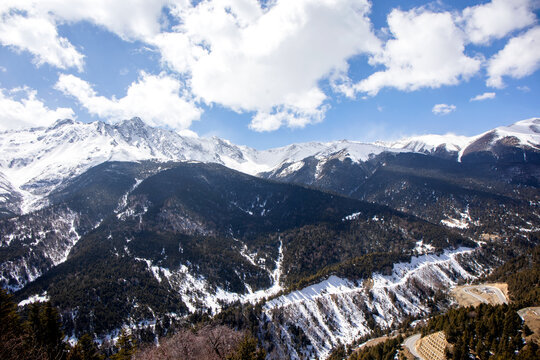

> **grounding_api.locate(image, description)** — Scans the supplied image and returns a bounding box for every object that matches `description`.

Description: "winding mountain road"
[403,334,423,359]
[461,285,508,305]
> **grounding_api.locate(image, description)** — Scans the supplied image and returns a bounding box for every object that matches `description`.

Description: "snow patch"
[343,212,361,221]
[19,292,49,307]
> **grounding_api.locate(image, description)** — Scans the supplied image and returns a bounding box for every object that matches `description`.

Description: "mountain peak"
[116,117,147,129]
[51,118,76,129]
[1,116,539,215]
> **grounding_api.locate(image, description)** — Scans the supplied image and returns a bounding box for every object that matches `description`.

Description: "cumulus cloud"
[55,72,202,130]
[38,0,170,41]
[0,87,75,130]
[461,0,537,44]
[0,0,170,71]
[155,0,380,131]
[0,12,84,71]
[470,92,496,101]
[487,26,540,88]
[432,103,456,115]
[3,0,540,132]
[350,8,481,96]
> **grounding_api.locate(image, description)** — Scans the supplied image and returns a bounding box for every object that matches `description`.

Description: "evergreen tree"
[0,288,28,359]
[226,334,266,360]
[68,334,103,360]
[27,302,66,360]
[111,329,136,360]
[328,343,347,360]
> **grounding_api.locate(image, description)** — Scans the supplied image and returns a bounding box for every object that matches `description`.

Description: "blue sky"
[0,0,539,149]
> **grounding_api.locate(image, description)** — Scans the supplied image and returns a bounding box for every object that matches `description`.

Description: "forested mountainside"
[343,245,540,360]
[0,117,539,359]
[4,162,471,340]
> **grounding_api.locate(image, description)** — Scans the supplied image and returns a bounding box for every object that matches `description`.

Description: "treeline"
[335,304,538,360]
[279,211,472,290]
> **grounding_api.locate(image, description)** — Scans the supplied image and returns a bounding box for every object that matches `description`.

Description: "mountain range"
[1,117,539,217]
[1,116,539,358]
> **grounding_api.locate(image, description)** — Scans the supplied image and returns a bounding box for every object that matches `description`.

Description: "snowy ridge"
[380,133,473,153]
[381,117,540,158]
[262,141,405,179]
[264,247,481,359]
[2,117,539,215]
[0,118,402,214]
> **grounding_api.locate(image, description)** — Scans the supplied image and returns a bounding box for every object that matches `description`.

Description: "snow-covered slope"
[264,247,484,359]
[381,117,540,160]
[1,117,538,215]
[380,133,473,154]
[0,118,400,214]
[491,117,540,146]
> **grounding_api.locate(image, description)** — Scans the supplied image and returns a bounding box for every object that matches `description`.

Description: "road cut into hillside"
[451,283,508,307]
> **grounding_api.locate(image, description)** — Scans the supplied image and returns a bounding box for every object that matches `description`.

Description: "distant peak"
[118,117,146,128]
[51,118,75,129]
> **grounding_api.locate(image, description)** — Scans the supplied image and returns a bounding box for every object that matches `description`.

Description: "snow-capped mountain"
[1,116,539,358]
[381,117,540,161]
[0,118,248,214]
[1,117,539,216]
[0,117,401,215]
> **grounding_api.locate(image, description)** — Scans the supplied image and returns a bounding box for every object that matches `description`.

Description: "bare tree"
[134,325,243,360]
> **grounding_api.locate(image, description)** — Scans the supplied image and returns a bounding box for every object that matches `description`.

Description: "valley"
[1,117,539,359]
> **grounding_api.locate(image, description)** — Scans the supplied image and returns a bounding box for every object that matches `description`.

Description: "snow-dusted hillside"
[264,247,484,359]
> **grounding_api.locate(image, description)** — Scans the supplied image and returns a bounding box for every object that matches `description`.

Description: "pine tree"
[111,329,136,360]
[27,302,66,360]
[0,289,28,359]
[68,334,103,360]
[226,334,266,360]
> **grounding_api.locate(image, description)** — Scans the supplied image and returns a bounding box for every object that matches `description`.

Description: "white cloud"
[0,0,171,71]
[0,12,84,71]
[470,92,496,101]
[461,0,537,45]
[432,103,456,115]
[517,85,531,92]
[0,87,75,130]
[2,0,540,133]
[39,0,170,41]
[55,72,202,130]
[155,0,380,131]
[249,102,328,132]
[487,26,540,88]
[351,8,481,96]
